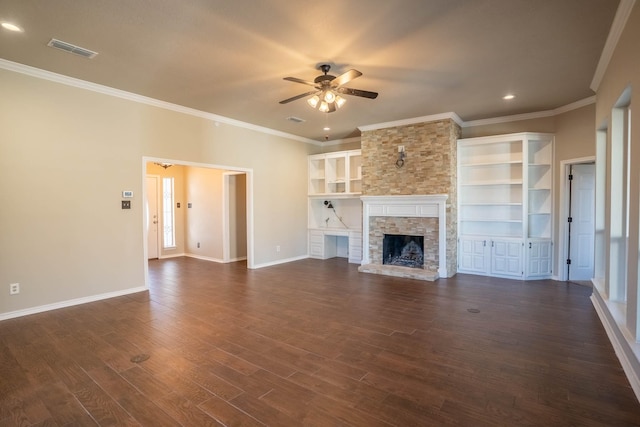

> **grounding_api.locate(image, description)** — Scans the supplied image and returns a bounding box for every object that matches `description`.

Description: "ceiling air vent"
[286,116,305,123]
[47,38,98,59]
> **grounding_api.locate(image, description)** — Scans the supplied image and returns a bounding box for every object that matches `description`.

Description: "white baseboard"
[590,289,640,402]
[251,255,309,269]
[184,254,224,263]
[159,252,187,259]
[0,286,148,321]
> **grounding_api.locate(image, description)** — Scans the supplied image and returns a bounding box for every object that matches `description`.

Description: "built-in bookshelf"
[457,133,554,279]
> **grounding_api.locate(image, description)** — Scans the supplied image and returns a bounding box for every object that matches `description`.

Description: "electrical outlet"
[9,283,19,295]
[121,200,131,209]
[276,245,281,252]
[398,145,405,152]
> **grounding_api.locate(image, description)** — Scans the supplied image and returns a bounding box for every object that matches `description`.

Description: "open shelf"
[458,132,554,279]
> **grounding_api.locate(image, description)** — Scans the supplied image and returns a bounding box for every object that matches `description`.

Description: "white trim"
[591,289,640,402]
[0,58,316,145]
[552,96,597,115]
[0,286,147,321]
[590,0,637,92]
[159,252,187,259]
[463,97,596,128]
[1,58,603,145]
[358,112,464,132]
[360,195,448,277]
[320,136,361,147]
[557,156,596,281]
[222,173,231,263]
[252,254,309,269]
[185,254,225,263]
[142,157,255,273]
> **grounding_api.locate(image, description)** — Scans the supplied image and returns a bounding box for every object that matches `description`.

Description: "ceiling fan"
[279,64,378,113]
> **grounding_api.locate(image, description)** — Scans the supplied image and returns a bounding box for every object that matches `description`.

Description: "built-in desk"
[309,228,362,264]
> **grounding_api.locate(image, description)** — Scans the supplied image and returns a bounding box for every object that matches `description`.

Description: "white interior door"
[146,176,160,259]
[569,163,596,280]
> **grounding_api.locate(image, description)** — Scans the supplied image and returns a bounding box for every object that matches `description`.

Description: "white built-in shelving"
[457,133,554,279]
[308,149,363,263]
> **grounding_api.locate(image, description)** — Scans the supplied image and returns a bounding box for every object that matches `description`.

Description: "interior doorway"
[142,159,254,289]
[559,158,596,282]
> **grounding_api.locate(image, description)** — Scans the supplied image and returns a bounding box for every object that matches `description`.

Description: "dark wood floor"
[1,257,639,426]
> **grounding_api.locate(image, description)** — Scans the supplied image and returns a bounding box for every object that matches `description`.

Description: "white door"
[569,163,596,280]
[146,176,160,259]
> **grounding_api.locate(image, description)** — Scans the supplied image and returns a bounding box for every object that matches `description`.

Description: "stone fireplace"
[358,116,460,280]
[359,195,448,280]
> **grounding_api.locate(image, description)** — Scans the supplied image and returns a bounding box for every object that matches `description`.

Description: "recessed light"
[1,22,23,32]
[503,94,515,100]
[323,126,330,131]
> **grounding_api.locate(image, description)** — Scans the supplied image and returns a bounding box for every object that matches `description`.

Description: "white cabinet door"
[527,240,552,278]
[348,231,362,264]
[490,239,523,278]
[309,231,324,258]
[458,236,489,274]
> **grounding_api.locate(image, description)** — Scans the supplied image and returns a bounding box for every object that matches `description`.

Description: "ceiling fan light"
[307,95,320,108]
[319,102,329,113]
[324,90,336,103]
[335,95,346,108]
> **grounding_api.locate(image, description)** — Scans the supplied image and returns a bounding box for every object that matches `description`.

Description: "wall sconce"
[396,147,406,168]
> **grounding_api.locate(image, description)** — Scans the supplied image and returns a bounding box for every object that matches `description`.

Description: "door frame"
[557,156,595,281]
[145,174,161,260]
[222,171,248,263]
[142,157,254,289]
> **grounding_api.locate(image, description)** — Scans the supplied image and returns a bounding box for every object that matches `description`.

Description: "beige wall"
[185,167,224,260]
[593,3,640,349]
[0,68,312,317]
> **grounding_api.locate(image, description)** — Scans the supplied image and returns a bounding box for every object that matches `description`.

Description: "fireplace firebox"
[383,234,424,268]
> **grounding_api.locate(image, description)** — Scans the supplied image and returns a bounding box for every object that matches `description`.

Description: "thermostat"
[122,191,134,198]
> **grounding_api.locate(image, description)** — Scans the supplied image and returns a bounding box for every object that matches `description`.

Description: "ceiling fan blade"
[283,76,317,87]
[279,90,318,104]
[337,87,379,99]
[330,69,362,87]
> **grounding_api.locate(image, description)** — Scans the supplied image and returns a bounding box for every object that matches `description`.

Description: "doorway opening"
[142,158,253,289]
[559,157,596,283]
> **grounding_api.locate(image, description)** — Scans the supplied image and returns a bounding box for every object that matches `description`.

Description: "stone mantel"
[360,194,448,279]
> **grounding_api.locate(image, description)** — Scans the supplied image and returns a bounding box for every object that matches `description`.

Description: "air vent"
[47,38,98,59]
[286,116,305,123]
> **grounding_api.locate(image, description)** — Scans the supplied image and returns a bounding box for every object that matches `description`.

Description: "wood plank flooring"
[1,257,639,426]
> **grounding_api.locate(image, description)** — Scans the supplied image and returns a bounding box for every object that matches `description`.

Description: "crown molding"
[462,96,596,128]
[1,58,601,145]
[358,112,464,132]
[590,0,636,92]
[0,58,317,145]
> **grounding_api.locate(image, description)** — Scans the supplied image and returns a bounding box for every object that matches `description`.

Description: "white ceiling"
[0,0,619,142]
